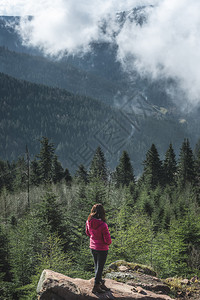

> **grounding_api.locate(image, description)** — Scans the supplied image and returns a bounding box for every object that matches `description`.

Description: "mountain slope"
[0,15,175,108]
[0,72,189,174]
[0,72,118,167]
[0,46,124,105]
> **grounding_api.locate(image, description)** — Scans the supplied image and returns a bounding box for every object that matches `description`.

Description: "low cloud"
[13,0,151,55]
[116,0,200,107]
[2,0,200,106]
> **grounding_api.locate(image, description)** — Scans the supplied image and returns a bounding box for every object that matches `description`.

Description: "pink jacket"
[86,218,112,251]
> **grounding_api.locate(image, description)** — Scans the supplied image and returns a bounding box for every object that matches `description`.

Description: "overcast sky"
[1,0,200,107]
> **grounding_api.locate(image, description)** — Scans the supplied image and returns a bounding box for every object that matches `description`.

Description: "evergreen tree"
[52,155,64,184]
[0,224,10,281]
[37,137,55,184]
[141,144,163,189]
[179,213,200,273]
[37,190,66,238]
[14,157,27,190]
[151,188,166,232]
[86,178,107,205]
[0,160,6,192]
[23,234,72,300]
[74,164,88,184]
[9,214,45,286]
[143,198,154,218]
[64,168,72,185]
[89,146,107,182]
[67,183,91,251]
[153,228,185,277]
[163,143,177,186]
[35,234,71,273]
[30,158,41,186]
[194,140,200,193]
[116,186,135,230]
[0,160,14,192]
[115,151,135,188]
[111,213,154,265]
[125,214,154,265]
[0,187,9,223]
[155,213,200,277]
[36,190,71,252]
[194,138,200,159]
[177,139,196,189]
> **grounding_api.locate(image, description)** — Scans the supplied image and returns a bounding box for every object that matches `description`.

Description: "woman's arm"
[85,221,90,237]
[102,223,112,245]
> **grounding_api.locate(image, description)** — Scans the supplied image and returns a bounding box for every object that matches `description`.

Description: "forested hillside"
[0,72,118,166]
[0,46,124,105]
[0,72,190,174]
[0,137,200,299]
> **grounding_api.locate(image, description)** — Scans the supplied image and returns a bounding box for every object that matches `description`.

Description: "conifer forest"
[1,136,200,299]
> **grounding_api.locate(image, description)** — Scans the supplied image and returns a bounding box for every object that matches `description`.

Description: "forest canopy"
[1,137,200,299]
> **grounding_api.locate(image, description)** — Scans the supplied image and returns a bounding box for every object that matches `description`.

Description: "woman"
[86,203,112,293]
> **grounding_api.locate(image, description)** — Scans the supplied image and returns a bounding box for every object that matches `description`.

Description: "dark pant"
[91,249,108,284]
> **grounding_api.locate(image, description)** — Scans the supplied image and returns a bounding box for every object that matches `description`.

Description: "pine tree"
[153,228,185,277]
[30,158,41,186]
[142,144,163,189]
[37,190,65,237]
[13,157,27,190]
[194,138,200,159]
[125,214,154,265]
[25,234,72,300]
[115,151,135,188]
[179,213,200,273]
[89,146,107,182]
[153,210,200,277]
[64,168,72,185]
[116,186,135,230]
[0,187,9,223]
[52,155,64,184]
[0,160,14,193]
[111,213,154,265]
[194,140,200,181]
[86,178,107,205]
[74,164,88,184]
[9,214,45,286]
[0,224,10,281]
[163,143,177,186]
[37,137,55,184]
[0,161,6,192]
[177,138,196,189]
[67,183,91,251]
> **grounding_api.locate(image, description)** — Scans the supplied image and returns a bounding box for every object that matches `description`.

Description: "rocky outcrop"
[105,261,171,295]
[104,261,200,299]
[37,269,173,300]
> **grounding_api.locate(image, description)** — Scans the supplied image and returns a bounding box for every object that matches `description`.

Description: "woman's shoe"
[92,283,105,293]
[100,280,110,291]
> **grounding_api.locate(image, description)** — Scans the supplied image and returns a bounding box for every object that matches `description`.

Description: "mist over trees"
[1,137,200,299]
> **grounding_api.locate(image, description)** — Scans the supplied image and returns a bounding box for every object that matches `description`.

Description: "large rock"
[105,261,171,295]
[37,269,173,300]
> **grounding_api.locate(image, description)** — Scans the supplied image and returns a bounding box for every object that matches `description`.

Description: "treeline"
[1,136,200,197]
[0,137,200,299]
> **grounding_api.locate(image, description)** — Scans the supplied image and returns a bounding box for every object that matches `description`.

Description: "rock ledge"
[37,269,173,300]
